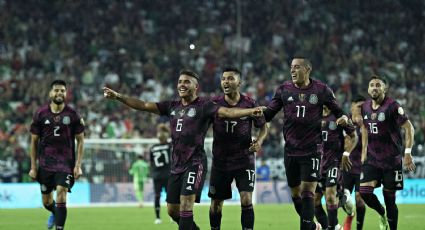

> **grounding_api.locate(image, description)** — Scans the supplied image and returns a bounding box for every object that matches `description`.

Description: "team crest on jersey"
[187,108,196,117]
[309,94,318,104]
[378,112,385,121]
[63,116,71,125]
[329,121,337,130]
[371,113,377,120]
[179,109,185,117]
[53,116,61,123]
[298,94,306,102]
[398,107,404,115]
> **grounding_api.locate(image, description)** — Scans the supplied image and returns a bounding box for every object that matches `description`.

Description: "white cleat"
[154,218,162,224]
[315,222,322,230]
[335,223,343,230]
[343,189,354,216]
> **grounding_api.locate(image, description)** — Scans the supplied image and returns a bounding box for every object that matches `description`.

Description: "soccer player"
[263,58,349,230]
[359,75,415,230]
[150,123,172,224]
[208,67,268,230]
[314,105,357,230]
[28,80,85,230]
[129,154,149,207]
[341,95,367,230]
[103,69,263,230]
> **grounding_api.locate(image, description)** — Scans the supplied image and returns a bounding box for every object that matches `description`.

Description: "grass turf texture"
[1,204,422,229]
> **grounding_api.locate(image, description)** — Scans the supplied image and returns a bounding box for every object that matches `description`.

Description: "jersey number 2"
[54,126,60,136]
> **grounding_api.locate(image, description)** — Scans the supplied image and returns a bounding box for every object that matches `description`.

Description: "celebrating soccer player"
[314,105,357,230]
[359,75,415,230]
[263,58,349,230]
[103,69,264,230]
[28,80,85,230]
[341,95,368,230]
[208,67,268,230]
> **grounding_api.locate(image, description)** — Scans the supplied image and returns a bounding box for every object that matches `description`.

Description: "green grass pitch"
[1,204,422,229]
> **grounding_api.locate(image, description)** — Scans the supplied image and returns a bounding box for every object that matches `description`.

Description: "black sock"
[241,204,254,230]
[179,211,196,230]
[314,205,328,229]
[356,203,366,230]
[301,191,314,230]
[55,202,67,230]
[359,186,385,216]
[292,196,303,216]
[209,209,222,230]
[154,195,160,219]
[327,204,338,229]
[44,200,56,215]
[384,190,398,230]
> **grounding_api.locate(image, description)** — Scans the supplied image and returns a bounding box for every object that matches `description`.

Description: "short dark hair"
[292,57,312,71]
[179,69,199,81]
[352,94,366,103]
[50,80,67,89]
[369,74,388,86]
[222,66,242,78]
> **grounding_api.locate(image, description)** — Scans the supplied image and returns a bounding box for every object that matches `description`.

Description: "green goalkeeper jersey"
[129,159,149,182]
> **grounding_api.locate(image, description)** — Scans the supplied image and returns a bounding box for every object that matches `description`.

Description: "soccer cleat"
[154,218,162,224]
[314,222,322,230]
[335,223,343,230]
[342,189,354,216]
[47,213,55,229]
[379,215,389,230]
[343,212,355,230]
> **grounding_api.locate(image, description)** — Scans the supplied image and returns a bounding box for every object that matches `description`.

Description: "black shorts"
[360,163,404,190]
[285,153,321,188]
[37,168,74,194]
[153,178,168,195]
[208,164,255,200]
[166,162,207,204]
[316,165,340,193]
[343,172,360,193]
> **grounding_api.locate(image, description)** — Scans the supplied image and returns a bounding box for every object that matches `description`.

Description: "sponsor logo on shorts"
[209,186,216,194]
[310,173,317,178]
[41,184,47,192]
[186,185,192,191]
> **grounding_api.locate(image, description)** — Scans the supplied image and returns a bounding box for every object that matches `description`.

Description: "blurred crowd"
[1,0,424,182]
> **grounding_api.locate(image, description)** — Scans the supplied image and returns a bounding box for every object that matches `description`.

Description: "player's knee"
[355,192,365,206]
[167,205,179,218]
[325,194,337,205]
[314,193,322,206]
[240,192,252,207]
[55,188,68,203]
[210,199,223,213]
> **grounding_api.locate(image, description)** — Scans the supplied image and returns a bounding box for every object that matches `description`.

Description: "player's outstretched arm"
[217,106,264,118]
[103,87,160,114]
[341,131,358,171]
[74,132,84,179]
[28,134,39,180]
[401,120,415,172]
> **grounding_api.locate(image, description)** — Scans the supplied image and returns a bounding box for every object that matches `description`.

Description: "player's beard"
[52,96,64,105]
